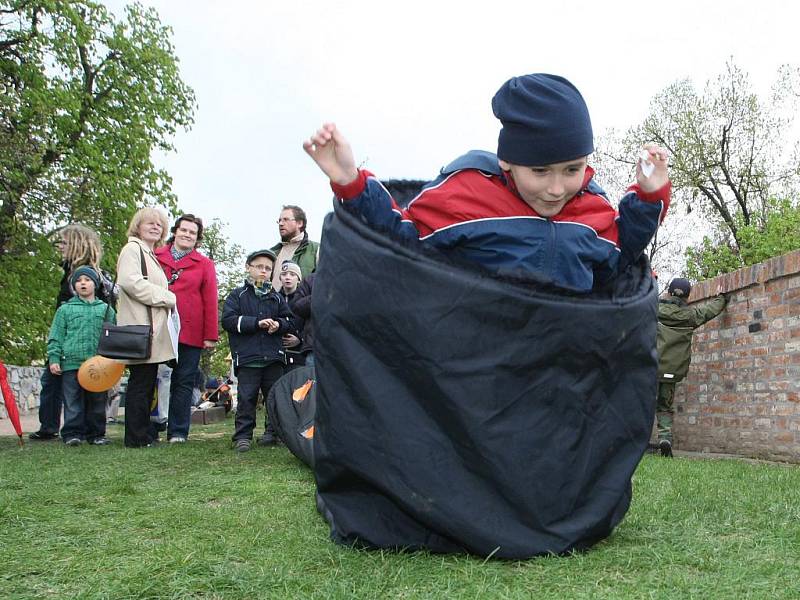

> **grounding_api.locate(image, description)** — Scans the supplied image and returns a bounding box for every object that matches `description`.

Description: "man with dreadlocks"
[29,224,117,441]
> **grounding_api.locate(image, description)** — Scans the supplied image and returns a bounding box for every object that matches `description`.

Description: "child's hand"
[258,318,280,334]
[50,363,62,375]
[636,144,669,192]
[282,333,300,348]
[302,123,359,186]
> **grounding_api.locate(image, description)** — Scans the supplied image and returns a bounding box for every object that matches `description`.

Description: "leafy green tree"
[0,0,195,257]
[0,0,194,363]
[686,197,800,279]
[0,233,60,363]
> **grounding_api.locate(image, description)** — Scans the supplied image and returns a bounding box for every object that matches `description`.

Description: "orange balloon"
[78,355,125,392]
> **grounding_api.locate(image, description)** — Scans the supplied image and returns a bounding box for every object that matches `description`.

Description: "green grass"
[1,419,799,599]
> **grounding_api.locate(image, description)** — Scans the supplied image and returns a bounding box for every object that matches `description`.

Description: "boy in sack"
[47,266,117,446]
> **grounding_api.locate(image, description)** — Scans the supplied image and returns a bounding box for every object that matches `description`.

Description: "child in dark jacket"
[47,266,116,446]
[222,249,298,452]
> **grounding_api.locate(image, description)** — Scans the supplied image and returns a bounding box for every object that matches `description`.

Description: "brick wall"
[674,250,800,462]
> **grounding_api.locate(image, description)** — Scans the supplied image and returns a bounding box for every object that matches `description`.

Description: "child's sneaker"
[91,437,111,446]
[29,430,59,441]
[235,439,252,453]
[65,438,82,447]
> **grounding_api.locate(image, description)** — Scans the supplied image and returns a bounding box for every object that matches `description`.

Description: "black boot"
[659,439,673,458]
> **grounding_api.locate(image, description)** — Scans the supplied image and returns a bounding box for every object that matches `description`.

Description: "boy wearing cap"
[303,73,671,291]
[47,266,116,446]
[278,260,305,367]
[656,278,728,457]
[222,249,298,452]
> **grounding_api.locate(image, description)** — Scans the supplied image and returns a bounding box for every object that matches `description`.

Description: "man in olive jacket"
[656,277,728,457]
[270,205,320,290]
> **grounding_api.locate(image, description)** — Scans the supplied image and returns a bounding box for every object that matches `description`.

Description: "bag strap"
[101,242,154,329]
[139,244,154,332]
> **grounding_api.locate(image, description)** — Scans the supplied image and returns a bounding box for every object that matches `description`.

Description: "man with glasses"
[270,206,320,290]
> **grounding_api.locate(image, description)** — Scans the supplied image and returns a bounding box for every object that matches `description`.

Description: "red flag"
[0,361,24,446]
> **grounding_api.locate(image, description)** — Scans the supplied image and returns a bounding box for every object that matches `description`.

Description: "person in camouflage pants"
[656,278,729,457]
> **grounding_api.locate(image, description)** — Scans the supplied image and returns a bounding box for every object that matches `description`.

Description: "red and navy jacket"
[331,150,670,291]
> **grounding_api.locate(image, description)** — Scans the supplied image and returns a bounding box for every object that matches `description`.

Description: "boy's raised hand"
[303,123,359,186]
[636,144,669,192]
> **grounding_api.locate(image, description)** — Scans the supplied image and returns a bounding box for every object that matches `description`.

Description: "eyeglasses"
[248,264,272,271]
[276,217,296,224]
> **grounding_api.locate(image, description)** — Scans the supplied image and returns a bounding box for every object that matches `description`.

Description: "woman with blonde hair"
[30,223,110,441]
[116,207,177,447]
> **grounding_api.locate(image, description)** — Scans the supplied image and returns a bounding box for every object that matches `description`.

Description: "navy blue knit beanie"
[668,278,692,297]
[492,73,594,166]
[70,265,100,289]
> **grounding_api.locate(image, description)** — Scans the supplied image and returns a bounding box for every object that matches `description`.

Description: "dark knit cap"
[492,73,594,166]
[246,249,277,264]
[70,266,100,289]
[668,278,692,297]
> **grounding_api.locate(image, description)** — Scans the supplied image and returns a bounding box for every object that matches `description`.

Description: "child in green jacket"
[47,266,116,446]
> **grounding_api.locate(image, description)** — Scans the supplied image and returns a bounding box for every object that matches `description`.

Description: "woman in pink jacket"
[155,214,219,443]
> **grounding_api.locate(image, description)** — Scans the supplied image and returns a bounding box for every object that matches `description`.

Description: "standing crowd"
[29,205,319,452]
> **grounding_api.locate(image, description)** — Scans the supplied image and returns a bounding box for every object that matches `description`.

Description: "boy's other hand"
[302,122,359,186]
[637,144,669,192]
[50,363,62,375]
[282,333,300,348]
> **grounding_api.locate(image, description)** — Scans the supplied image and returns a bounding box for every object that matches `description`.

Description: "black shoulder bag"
[97,245,153,360]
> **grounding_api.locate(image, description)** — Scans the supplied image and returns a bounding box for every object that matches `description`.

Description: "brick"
[766,304,790,318]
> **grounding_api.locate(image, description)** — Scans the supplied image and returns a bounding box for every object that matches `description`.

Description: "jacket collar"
[128,236,158,256]
[272,231,308,252]
[660,295,687,307]
[156,243,201,264]
[66,295,103,306]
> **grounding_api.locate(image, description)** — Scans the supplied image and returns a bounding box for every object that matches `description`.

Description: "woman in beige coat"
[117,207,177,447]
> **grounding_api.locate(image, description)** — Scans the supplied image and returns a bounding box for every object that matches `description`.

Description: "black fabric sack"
[97,244,153,361]
[313,202,658,560]
[267,365,317,467]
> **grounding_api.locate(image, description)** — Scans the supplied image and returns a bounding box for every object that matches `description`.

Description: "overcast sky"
[104,0,799,252]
